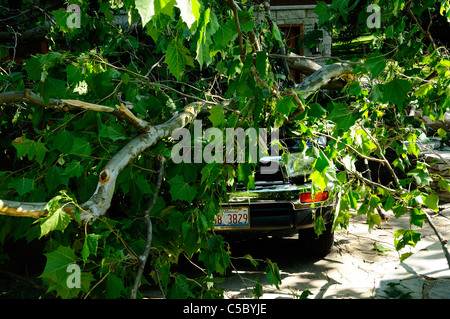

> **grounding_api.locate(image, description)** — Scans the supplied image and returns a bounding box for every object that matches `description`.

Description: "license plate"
[215,207,249,230]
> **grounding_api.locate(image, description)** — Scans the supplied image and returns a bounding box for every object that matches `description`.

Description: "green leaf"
[12,136,48,165]
[81,233,101,263]
[64,160,84,178]
[314,215,326,235]
[165,37,194,80]
[168,175,198,202]
[175,0,200,28]
[68,137,92,156]
[365,55,386,79]
[105,274,126,299]
[208,104,225,127]
[276,95,297,117]
[314,1,334,24]
[310,170,326,191]
[135,0,156,27]
[410,207,426,227]
[213,20,237,51]
[437,128,448,139]
[41,77,66,105]
[414,82,433,97]
[438,178,450,192]
[195,8,211,68]
[327,102,356,132]
[38,204,71,238]
[423,193,439,212]
[265,260,281,289]
[51,8,71,31]
[198,236,230,275]
[98,119,127,142]
[394,229,421,251]
[40,246,94,299]
[382,79,411,109]
[45,166,70,192]
[23,56,42,81]
[8,177,34,196]
[66,63,84,85]
[166,274,195,299]
[407,168,432,186]
[348,191,358,210]
[383,195,396,211]
[40,246,76,282]
[237,10,255,33]
[367,212,381,229]
[392,205,408,218]
[372,244,392,254]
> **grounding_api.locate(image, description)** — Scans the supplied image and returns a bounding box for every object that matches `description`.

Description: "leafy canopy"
[0,0,450,299]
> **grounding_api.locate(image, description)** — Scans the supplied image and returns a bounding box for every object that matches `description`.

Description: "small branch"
[359,124,401,188]
[226,0,245,62]
[263,1,292,81]
[423,210,450,270]
[313,131,386,164]
[335,158,399,194]
[406,6,436,51]
[131,155,166,299]
[115,102,150,132]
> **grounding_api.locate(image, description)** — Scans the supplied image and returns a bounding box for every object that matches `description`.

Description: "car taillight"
[300,191,328,203]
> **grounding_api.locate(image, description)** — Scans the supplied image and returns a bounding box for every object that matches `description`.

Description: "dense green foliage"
[0,0,449,298]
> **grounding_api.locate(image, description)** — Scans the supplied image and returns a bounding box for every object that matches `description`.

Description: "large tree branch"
[0,97,210,221]
[285,53,323,76]
[295,62,354,99]
[0,199,47,218]
[0,90,151,132]
[79,101,209,222]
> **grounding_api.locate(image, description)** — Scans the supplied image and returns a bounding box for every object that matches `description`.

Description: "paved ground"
[218,207,450,299]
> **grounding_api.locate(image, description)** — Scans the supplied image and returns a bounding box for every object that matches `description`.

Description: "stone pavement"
[142,206,450,299]
[219,207,450,299]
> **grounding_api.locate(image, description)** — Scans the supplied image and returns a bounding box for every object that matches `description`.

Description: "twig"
[262,1,292,82]
[423,210,450,270]
[131,155,166,299]
[359,124,401,188]
[313,131,386,164]
[226,0,245,62]
[406,6,436,51]
[335,158,399,194]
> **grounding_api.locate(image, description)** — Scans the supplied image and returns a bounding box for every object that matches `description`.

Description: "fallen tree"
[1,0,450,299]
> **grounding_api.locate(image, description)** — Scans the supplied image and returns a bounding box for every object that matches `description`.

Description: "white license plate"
[215,207,249,230]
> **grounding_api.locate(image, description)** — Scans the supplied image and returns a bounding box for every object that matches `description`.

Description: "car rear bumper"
[217,202,334,232]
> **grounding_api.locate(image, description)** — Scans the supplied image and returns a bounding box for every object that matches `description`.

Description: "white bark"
[286,53,323,76]
[80,101,208,222]
[295,63,354,99]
